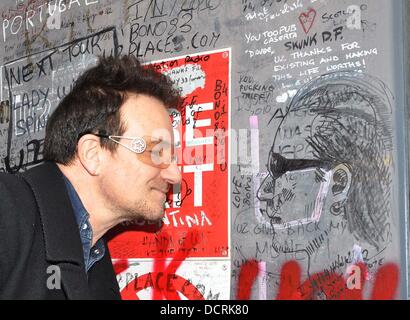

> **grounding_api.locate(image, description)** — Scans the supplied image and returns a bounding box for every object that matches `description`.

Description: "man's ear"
[77,134,103,176]
[329,163,352,216]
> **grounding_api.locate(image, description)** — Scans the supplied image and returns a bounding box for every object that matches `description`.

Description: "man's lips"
[152,187,169,194]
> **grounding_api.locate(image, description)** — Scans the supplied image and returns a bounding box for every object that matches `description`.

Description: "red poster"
[108,49,230,259]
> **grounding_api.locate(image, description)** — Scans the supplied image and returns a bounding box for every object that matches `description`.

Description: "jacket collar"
[20,161,120,300]
[21,161,85,265]
[21,161,91,299]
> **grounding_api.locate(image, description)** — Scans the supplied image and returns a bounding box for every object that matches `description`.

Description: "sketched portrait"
[257,71,393,251]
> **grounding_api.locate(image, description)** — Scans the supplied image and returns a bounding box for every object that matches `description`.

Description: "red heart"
[299,8,317,34]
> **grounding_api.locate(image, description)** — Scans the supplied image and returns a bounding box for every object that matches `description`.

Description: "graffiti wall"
[0,0,407,299]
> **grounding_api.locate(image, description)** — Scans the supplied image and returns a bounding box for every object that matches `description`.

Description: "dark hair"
[43,55,181,165]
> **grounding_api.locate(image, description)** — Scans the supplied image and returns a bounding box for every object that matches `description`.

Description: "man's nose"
[257,175,275,201]
[161,162,182,185]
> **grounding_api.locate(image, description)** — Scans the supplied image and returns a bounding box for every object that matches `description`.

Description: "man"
[0,55,182,299]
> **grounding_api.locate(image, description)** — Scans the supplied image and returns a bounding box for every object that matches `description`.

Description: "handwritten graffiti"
[2,138,44,173]
[0,0,403,301]
[1,0,100,43]
[125,0,221,58]
[114,230,205,300]
[1,28,118,174]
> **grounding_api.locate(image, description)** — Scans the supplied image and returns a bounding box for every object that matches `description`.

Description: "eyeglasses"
[257,150,336,228]
[80,131,177,169]
[267,150,335,179]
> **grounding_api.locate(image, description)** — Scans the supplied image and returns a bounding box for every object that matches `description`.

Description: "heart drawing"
[299,8,317,34]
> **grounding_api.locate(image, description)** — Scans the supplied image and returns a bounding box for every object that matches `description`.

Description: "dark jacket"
[0,161,121,300]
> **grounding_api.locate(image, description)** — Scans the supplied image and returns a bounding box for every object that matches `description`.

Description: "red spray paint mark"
[299,8,317,34]
[276,261,302,300]
[121,272,204,300]
[297,269,351,300]
[236,260,259,300]
[370,263,399,300]
[113,260,129,275]
[237,260,399,300]
[117,230,205,300]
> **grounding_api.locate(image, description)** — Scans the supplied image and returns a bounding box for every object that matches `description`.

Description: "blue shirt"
[63,176,106,272]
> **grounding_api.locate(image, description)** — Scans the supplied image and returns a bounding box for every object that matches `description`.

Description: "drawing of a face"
[256,72,393,251]
[257,100,352,233]
[257,136,335,227]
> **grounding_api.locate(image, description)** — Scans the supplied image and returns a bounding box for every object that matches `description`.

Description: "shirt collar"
[62,175,106,272]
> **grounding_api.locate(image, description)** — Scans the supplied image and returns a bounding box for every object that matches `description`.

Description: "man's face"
[100,94,181,223]
[256,108,335,230]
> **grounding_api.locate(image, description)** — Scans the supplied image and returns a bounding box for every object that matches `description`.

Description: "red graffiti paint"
[237,260,399,300]
[121,272,204,300]
[370,263,399,300]
[152,230,203,299]
[116,230,205,300]
[236,260,259,300]
[299,8,317,34]
[113,260,129,275]
[276,261,303,300]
